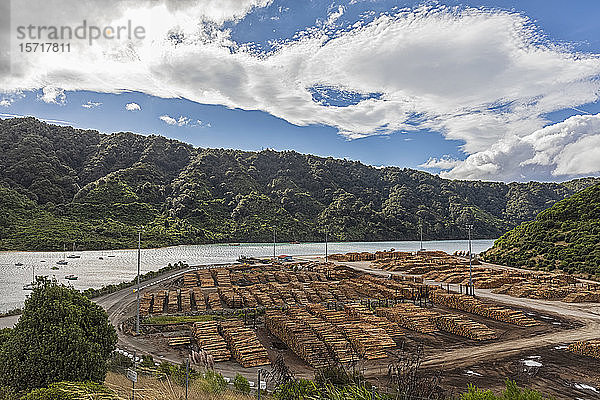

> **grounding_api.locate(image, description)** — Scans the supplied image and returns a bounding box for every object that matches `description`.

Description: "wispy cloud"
[0,99,12,107]
[81,101,102,109]
[159,115,210,127]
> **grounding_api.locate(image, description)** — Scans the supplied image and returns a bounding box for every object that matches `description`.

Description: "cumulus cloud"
[82,101,102,109]
[0,99,12,107]
[37,87,66,104]
[437,114,600,180]
[160,114,192,126]
[125,102,141,111]
[3,2,600,180]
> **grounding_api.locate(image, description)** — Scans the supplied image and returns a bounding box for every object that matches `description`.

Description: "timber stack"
[433,315,497,341]
[264,309,330,369]
[287,306,354,363]
[568,339,600,359]
[167,290,179,313]
[220,321,270,367]
[376,303,438,334]
[152,290,167,314]
[192,321,231,362]
[429,290,537,327]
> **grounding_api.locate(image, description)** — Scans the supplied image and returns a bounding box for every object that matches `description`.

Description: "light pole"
[325,226,328,263]
[273,227,276,261]
[419,219,424,251]
[466,224,473,295]
[136,226,143,335]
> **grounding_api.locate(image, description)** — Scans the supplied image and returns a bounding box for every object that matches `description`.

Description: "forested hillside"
[1,117,598,250]
[483,183,600,276]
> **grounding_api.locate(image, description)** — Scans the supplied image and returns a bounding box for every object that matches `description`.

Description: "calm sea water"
[0,239,494,312]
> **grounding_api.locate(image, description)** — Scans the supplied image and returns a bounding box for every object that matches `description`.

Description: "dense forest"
[1,117,598,250]
[483,183,600,276]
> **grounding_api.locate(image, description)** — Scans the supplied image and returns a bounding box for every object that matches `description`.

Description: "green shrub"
[273,379,319,400]
[19,382,115,400]
[233,373,250,394]
[195,370,227,394]
[460,384,496,400]
[0,279,117,391]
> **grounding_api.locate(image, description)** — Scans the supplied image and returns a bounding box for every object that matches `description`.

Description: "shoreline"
[0,238,497,254]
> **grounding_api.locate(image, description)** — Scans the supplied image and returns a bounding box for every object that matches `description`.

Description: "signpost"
[126,368,138,383]
[129,350,137,400]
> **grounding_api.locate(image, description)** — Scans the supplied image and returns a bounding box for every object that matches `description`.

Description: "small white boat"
[57,260,68,265]
[15,262,23,266]
[64,274,78,281]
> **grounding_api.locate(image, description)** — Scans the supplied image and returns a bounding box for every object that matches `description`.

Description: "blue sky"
[2,0,600,181]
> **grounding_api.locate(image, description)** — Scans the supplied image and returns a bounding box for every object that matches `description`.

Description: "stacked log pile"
[253,285,274,307]
[140,292,153,316]
[287,307,354,363]
[264,310,330,369]
[433,315,497,341]
[236,288,258,308]
[568,339,600,359]
[219,287,242,308]
[345,322,395,359]
[344,303,403,338]
[564,291,600,303]
[168,290,179,313]
[152,290,167,314]
[198,270,215,287]
[192,287,206,312]
[207,292,223,311]
[220,321,270,367]
[376,303,438,334]
[213,269,231,287]
[192,321,231,362]
[307,304,395,360]
[168,337,192,347]
[183,272,198,288]
[429,290,537,327]
[181,289,192,313]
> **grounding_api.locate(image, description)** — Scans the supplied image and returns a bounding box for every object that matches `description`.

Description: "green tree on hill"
[484,183,600,275]
[0,278,117,392]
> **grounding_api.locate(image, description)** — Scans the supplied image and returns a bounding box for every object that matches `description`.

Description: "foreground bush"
[0,278,117,391]
[460,380,553,400]
[20,382,118,400]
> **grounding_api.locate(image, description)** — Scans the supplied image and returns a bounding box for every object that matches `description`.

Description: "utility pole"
[257,369,262,400]
[273,227,276,261]
[419,219,424,251]
[136,226,143,335]
[325,226,328,263]
[132,351,136,400]
[466,224,473,296]
[185,357,189,400]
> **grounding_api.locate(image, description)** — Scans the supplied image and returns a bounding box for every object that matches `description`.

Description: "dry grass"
[105,372,258,400]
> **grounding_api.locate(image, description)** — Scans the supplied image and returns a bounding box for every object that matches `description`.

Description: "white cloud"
[82,101,102,109]
[159,115,177,125]
[38,87,66,104]
[324,5,345,27]
[435,114,600,180]
[419,156,463,170]
[0,99,12,107]
[2,3,600,180]
[125,102,141,111]
[160,114,194,126]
